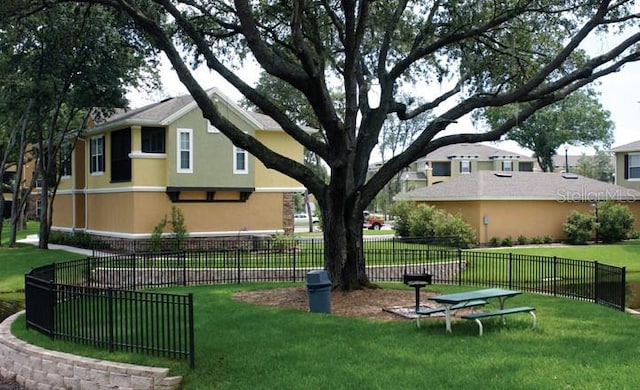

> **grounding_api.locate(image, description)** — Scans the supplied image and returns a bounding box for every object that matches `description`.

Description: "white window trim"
[502,160,513,171]
[90,136,104,174]
[177,128,193,173]
[233,146,248,174]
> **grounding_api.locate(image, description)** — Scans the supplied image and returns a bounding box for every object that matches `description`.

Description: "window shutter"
[624,154,629,180]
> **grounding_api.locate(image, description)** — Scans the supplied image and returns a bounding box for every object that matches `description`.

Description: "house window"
[111,128,131,182]
[177,128,193,173]
[36,199,42,218]
[460,160,471,174]
[60,143,72,177]
[628,154,640,179]
[519,162,533,172]
[141,127,165,153]
[502,160,513,171]
[432,162,451,176]
[234,146,248,174]
[90,136,105,173]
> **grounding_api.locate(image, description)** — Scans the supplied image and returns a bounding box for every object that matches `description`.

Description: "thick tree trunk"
[322,207,370,291]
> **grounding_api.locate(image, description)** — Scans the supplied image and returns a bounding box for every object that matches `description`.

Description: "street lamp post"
[564,145,569,173]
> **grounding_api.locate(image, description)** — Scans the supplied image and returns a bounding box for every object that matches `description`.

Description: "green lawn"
[5,237,640,388]
[488,240,640,281]
[11,282,640,389]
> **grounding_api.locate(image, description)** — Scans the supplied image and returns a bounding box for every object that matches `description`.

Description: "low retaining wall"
[0,311,182,390]
[90,262,465,288]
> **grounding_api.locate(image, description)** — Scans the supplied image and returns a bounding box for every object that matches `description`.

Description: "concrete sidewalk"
[18,234,95,256]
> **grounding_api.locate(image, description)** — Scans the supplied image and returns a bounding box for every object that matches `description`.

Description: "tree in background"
[0,3,158,247]
[21,1,640,290]
[481,89,615,172]
[575,150,614,182]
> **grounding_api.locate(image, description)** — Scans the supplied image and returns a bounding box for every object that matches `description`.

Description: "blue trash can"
[306,270,332,313]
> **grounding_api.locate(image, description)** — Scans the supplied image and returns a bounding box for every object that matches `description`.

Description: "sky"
[127,30,640,158]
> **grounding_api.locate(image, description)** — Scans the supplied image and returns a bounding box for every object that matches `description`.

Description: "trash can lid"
[306,269,331,284]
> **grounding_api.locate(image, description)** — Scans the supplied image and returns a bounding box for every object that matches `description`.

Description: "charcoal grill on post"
[403,273,433,313]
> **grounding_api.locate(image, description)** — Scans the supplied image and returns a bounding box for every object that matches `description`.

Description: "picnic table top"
[429,288,521,304]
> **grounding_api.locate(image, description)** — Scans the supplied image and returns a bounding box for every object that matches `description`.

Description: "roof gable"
[88,88,278,133]
[611,140,640,153]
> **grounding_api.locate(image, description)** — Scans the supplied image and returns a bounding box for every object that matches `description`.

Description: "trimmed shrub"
[517,235,529,245]
[489,236,501,247]
[407,204,438,237]
[530,236,543,245]
[433,212,478,249]
[563,210,595,245]
[390,201,414,237]
[543,235,554,244]
[393,202,478,248]
[501,235,514,247]
[596,201,636,243]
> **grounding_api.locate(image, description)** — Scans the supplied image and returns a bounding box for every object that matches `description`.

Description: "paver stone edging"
[0,311,182,390]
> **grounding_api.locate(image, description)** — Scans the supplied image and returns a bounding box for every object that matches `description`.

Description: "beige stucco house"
[52,88,307,240]
[395,171,640,244]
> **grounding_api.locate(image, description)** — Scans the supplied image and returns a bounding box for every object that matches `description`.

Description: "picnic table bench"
[461,306,537,336]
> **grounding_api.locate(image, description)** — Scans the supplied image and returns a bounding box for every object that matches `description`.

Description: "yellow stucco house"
[395,171,640,244]
[52,89,307,240]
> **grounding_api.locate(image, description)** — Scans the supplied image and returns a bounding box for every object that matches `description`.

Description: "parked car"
[294,213,320,226]
[363,211,384,230]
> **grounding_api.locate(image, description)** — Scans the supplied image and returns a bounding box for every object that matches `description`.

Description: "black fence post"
[509,253,513,289]
[621,266,627,311]
[553,256,557,297]
[594,261,599,304]
[236,248,241,284]
[188,293,195,369]
[458,248,463,286]
[182,251,187,286]
[291,248,297,283]
[108,288,114,352]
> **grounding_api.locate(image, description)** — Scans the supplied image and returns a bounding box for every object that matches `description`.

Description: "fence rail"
[25,237,626,369]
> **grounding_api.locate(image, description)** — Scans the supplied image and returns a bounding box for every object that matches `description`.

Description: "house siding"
[166,108,255,188]
[73,190,286,235]
[615,152,640,191]
[254,131,305,188]
[421,199,640,244]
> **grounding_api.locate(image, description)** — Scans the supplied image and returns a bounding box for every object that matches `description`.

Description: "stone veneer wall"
[0,311,182,390]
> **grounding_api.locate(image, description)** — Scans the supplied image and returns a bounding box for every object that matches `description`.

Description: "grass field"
[11,282,640,389]
[4,233,640,388]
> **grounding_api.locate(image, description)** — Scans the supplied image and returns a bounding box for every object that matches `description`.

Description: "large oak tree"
[36,0,640,290]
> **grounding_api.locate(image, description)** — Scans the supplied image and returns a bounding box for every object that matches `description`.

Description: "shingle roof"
[418,143,535,162]
[611,140,640,153]
[89,88,311,133]
[395,171,640,201]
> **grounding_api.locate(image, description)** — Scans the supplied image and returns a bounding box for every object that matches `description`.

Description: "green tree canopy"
[17,0,640,290]
[0,2,159,247]
[481,89,615,172]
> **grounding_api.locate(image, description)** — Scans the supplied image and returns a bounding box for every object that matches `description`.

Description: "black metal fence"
[25,265,195,368]
[24,236,626,369]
